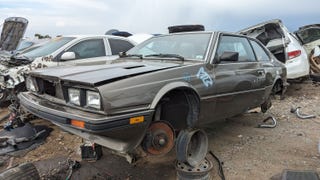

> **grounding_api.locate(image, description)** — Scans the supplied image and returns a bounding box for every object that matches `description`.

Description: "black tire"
[0,89,7,104]
[176,129,208,167]
[0,163,40,180]
[310,73,320,82]
[168,25,205,33]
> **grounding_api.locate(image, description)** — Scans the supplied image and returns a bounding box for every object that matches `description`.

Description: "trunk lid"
[238,19,290,63]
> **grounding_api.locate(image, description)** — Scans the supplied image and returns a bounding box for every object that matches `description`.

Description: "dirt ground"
[0,81,320,180]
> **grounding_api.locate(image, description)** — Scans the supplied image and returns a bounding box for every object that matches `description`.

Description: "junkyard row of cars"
[1,17,320,167]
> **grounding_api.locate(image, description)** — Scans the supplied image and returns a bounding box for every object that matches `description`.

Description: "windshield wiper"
[119,52,143,59]
[12,55,32,61]
[145,53,184,61]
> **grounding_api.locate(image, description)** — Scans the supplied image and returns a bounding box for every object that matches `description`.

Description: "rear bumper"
[285,55,310,79]
[18,92,154,153]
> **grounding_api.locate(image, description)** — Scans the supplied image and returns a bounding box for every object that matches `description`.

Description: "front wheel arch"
[152,86,200,130]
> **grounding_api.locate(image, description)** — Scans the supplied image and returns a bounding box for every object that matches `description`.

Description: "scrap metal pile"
[310,46,320,73]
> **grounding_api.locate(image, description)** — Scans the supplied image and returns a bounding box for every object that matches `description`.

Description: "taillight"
[288,50,301,59]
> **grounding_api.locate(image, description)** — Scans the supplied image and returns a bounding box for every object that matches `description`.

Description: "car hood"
[0,17,28,51]
[31,60,182,86]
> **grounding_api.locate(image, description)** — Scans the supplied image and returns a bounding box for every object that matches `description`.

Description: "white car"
[238,19,310,79]
[0,35,136,103]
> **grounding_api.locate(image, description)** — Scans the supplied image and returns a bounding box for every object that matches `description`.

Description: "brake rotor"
[142,121,175,155]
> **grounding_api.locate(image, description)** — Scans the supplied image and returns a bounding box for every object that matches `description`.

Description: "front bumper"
[18,92,154,153]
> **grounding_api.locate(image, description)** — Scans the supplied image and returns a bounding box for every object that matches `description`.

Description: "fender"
[150,81,200,109]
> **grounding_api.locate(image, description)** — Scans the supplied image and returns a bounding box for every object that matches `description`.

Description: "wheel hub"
[142,121,175,155]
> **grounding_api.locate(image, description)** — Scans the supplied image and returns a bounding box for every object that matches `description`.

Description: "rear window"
[296,28,320,44]
[250,40,270,61]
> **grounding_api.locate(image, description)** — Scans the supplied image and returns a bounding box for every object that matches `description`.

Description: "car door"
[60,38,110,66]
[209,34,266,120]
[249,39,279,95]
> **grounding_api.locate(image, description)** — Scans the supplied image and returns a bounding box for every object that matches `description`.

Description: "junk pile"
[0,123,51,155]
[310,46,320,74]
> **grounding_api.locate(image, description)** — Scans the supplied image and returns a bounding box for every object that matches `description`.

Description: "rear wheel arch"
[272,78,284,95]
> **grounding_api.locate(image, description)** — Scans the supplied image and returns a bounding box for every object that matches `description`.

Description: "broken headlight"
[0,75,9,84]
[86,91,101,109]
[0,76,4,83]
[26,77,38,92]
[68,88,80,106]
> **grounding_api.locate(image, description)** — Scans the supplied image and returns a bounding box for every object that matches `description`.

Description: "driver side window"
[67,39,106,59]
[215,35,256,62]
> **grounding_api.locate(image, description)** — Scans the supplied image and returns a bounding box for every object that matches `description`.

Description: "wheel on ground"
[142,121,175,155]
[176,129,208,167]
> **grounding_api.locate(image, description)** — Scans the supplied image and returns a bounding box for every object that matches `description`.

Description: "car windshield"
[126,33,212,61]
[18,37,75,59]
[296,28,320,44]
[16,40,34,51]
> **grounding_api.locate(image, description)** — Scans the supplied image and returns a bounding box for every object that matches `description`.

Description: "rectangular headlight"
[68,88,80,105]
[26,77,38,92]
[86,91,100,109]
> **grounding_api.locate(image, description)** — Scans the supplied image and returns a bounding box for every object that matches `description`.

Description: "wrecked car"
[0,35,136,103]
[238,19,309,79]
[294,24,320,74]
[19,31,287,163]
[294,24,320,55]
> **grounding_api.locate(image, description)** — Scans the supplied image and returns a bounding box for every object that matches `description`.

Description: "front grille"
[35,78,64,99]
[43,80,56,96]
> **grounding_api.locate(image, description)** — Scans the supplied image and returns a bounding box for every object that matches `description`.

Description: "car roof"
[151,31,249,39]
[297,24,320,31]
[58,34,136,44]
[63,34,132,40]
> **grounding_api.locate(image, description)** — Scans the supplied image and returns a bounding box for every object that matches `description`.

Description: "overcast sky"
[0,0,319,37]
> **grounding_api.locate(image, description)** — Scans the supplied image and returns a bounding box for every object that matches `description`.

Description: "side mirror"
[119,51,126,57]
[60,52,76,61]
[219,51,239,62]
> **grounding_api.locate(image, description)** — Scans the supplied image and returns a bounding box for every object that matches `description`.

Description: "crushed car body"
[294,24,320,56]
[18,31,287,158]
[294,24,320,74]
[0,35,136,103]
[238,19,309,79]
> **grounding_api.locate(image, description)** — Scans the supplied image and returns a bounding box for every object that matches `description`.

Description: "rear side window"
[68,39,106,59]
[109,39,134,55]
[250,40,270,61]
[216,35,256,62]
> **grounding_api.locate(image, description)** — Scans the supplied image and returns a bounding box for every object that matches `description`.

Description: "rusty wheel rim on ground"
[142,121,175,155]
[176,129,208,167]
